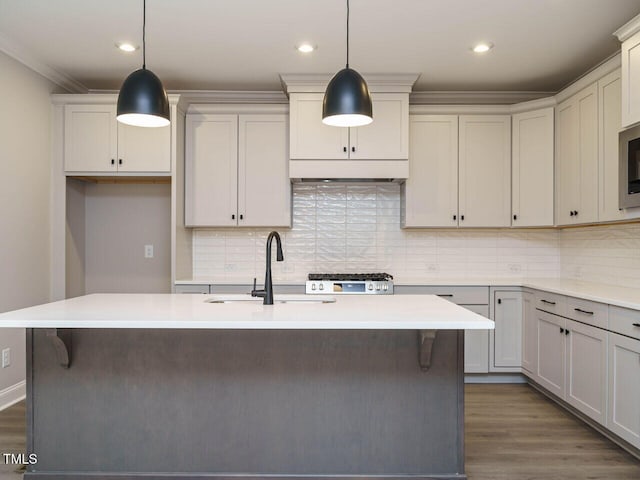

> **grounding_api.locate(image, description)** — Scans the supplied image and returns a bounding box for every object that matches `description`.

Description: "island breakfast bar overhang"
[0,293,494,480]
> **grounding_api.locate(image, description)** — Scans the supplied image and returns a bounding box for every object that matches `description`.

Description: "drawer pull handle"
[437,294,453,297]
[574,308,594,315]
[632,323,640,328]
[541,299,556,305]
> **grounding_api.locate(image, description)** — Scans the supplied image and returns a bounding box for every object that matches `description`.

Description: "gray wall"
[0,51,58,406]
[83,183,171,294]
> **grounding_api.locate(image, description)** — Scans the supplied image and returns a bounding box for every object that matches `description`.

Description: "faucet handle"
[253,277,257,291]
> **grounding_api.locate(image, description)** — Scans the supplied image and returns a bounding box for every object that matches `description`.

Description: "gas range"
[305,273,394,295]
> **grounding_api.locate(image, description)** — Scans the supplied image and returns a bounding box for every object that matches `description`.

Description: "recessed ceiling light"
[296,43,316,53]
[116,42,139,53]
[472,42,493,54]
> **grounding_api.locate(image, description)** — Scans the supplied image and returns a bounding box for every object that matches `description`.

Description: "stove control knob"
[383,284,388,291]
[375,284,381,291]
[319,283,324,291]
[311,283,316,291]
[368,283,373,291]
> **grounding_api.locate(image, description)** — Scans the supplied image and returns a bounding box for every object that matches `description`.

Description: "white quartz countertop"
[0,293,495,330]
[177,277,640,311]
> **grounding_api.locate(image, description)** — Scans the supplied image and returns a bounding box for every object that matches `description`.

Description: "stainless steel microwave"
[620,124,640,208]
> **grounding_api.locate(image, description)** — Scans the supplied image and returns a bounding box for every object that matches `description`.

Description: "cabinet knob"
[351,146,355,153]
[497,298,502,305]
[560,327,564,333]
[118,159,123,165]
[453,214,457,221]
[231,214,235,220]
[569,211,574,216]
[343,147,347,153]
[111,159,115,165]
[239,214,244,220]
[513,214,517,221]
[574,210,578,216]
[460,215,465,221]
[565,329,570,336]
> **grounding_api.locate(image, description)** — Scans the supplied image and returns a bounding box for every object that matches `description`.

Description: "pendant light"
[117,0,170,127]
[322,0,373,127]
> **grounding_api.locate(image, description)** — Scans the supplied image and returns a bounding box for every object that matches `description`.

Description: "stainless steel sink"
[205,294,335,304]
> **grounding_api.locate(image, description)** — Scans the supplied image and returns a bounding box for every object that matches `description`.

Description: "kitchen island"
[0,293,493,480]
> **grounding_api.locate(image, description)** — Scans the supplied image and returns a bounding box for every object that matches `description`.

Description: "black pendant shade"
[322,67,373,127]
[117,68,170,127]
[322,0,373,127]
[116,0,170,128]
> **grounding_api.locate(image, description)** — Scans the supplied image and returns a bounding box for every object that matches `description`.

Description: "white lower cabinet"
[521,290,537,374]
[535,310,566,398]
[565,319,608,425]
[490,289,523,372]
[463,305,490,374]
[607,332,640,449]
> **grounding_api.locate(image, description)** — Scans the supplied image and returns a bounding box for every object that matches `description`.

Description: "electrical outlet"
[2,348,10,368]
[224,264,237,272]
[144,245,154,258]
[508,263,522,273]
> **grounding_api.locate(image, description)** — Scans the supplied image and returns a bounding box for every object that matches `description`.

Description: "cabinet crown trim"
[614,13,640,42]
[280,73,419,93]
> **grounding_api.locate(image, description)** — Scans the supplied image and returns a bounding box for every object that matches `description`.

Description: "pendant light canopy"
[117,0,170,128]
[322,0,372,127]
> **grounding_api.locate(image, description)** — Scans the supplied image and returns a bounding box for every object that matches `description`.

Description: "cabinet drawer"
[396,286,488,305]
[534,291,567,316]
[609,306,640,340]
[566,297,608,330]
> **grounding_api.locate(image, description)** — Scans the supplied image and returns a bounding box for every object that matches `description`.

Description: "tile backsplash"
[192,184,561,282]
[559,223,640,288]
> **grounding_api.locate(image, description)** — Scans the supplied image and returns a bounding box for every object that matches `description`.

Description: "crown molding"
[555,53,621,104]
[280,73,419,94]
[410,90,552,105]
[187,104,288,115]
[0,33,87,93]
[409,104,512,115]
[509,96,557,113]
[52,93,182,106]
[174,90,288,104]
[614,13,640,42]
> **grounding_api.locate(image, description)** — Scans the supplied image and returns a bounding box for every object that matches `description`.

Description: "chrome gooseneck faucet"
[251,231,284,305]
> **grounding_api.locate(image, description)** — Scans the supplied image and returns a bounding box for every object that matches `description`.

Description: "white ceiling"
[1,0,639,93]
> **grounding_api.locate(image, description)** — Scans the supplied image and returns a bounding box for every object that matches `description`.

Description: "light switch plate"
[2,348,10,368]
[144,245,154,258]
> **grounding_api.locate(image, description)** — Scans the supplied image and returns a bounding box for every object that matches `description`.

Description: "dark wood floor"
[0,384,638,479]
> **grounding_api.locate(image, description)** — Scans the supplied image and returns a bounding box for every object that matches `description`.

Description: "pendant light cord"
[142,0,146,69]
[346,0,350,68]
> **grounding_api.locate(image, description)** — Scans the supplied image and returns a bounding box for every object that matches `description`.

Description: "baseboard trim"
[0,380,26,411]
[464,373,527,384]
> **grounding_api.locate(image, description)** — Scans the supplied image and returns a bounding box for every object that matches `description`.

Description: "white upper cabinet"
[458,115,511,227]
[556,83,598,225]
[511,108,554,226]
[185,112,291,228]
[289,92,408,160]
[402,115,459,227]
[64,104,170,174]
[598,69,640,222]
[617,24,640,128]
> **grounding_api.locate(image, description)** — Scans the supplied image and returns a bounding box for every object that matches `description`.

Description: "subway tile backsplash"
[192,184,561,282]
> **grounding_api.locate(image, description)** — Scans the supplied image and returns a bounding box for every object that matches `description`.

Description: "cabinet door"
[607,332,640,449]
[620,30,640,128]
[463,305,489,374]
[289,93,348,160]
[565,320,607,425]
[185,114,238,226]
[599,70,640,222]
[556,84,598,225]
[350,93,409,159]
[536,310,566,398]
[403,115,458,227]
[64,104,117,172]
[521,291,537,375]
[492,291,523,371]
[512,108,554,226]
[117,122,171,173]
[238,114,291,227]
[458,115,511,227]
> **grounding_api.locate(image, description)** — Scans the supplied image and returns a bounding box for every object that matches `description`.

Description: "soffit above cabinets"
[1,0,639,93]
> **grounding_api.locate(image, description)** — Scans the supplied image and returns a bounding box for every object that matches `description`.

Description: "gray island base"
[26,328,465,479]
